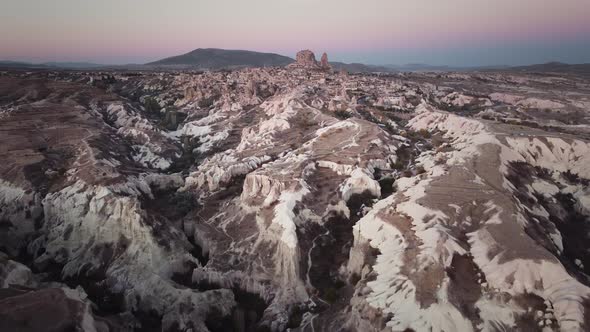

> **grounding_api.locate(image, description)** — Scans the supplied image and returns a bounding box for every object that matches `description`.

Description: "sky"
[1,0,590,66]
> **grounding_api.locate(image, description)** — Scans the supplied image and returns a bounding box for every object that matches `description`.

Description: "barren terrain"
[1,60,590,331]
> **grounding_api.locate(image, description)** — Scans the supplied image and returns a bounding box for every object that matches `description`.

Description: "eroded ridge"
[1,66,590,331]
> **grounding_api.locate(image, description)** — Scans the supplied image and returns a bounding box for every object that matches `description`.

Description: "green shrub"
[392,161,405,170]
[144,97,161,113]
[323,287,339,303]
[416,166,426,174]
[418,129,431,139]
[174,191,198,217]
[334,110,352,120]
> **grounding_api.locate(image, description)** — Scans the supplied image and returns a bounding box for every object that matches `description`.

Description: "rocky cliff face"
[295,50,319,67]
[320,52,331,70]
[288,50,331,71]
[1,66,590,331]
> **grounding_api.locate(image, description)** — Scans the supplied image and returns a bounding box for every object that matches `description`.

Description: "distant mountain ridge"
[0,61,104,69]
[3,52,589,76]
[41,62,104,68]
[147,48,294,69]
[0,61,49,69]
[383,63,511,72]
[508,62,590,75]
[328,62,395,73]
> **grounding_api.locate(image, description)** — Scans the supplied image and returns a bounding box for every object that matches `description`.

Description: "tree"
[144,97,161,114]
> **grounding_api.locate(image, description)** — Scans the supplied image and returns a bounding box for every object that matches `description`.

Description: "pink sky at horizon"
[1,0,589,65]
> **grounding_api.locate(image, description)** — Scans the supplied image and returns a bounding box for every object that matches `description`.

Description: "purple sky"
[2,0,590,66]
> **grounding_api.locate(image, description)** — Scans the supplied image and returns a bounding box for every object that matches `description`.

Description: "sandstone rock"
[0,254,36,288]
[288,49,321,70]
[320,52,331,70]
[296,50,318,67]
[246,78,257,98]
[289,50,331,71]
[0,288,103,332]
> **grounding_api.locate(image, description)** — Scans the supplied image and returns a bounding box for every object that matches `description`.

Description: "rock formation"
[288,49,331,71]
[295,49,318,67]
[320,52,331,70]
[1,64,590,331]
